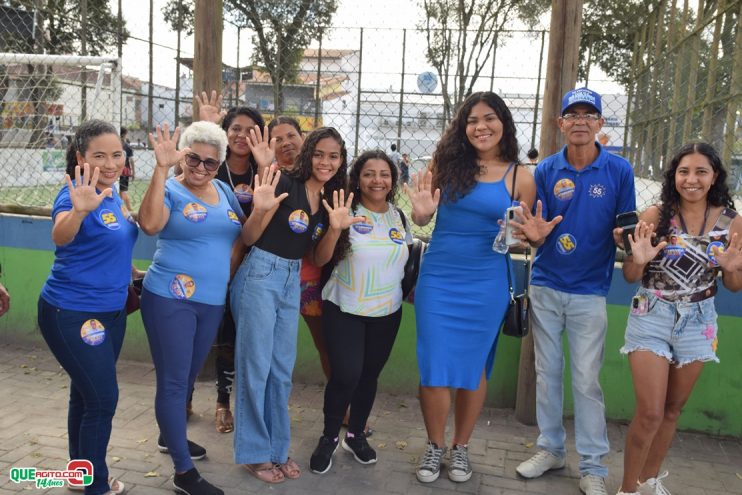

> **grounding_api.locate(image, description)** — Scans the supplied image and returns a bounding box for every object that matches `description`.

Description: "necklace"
[222,160,254,190]
[677,204,710,236]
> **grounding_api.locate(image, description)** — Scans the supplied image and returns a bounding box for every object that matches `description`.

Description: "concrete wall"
[1,213,740,437]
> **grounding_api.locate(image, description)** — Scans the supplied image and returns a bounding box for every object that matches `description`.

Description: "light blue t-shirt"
[41,186,139,312]
[531,143,636,296]
[143,178,244,305]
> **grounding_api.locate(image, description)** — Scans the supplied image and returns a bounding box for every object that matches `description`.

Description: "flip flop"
[215,407,234,433]
[276,457,301,479]
[243,463,285,484]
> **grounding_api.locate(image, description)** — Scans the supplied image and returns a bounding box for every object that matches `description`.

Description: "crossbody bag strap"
[505,253,515,302]
[510,162,518,202]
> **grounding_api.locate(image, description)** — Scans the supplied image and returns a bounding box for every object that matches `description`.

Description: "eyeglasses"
[184,153,220,172]
[562,113,601,122]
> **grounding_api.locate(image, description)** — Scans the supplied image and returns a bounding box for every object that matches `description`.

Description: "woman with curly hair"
[406,92,536,483]
[617,143,742,495]
[230,127,348,484]
[307,150,408,474]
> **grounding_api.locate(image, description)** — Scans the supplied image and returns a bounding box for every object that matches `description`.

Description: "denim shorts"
[621,287,720,367]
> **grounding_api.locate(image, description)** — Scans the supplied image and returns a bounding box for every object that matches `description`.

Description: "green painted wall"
[2,245,741,437]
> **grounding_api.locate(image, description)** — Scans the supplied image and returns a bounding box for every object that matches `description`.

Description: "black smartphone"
[616,211,639,255]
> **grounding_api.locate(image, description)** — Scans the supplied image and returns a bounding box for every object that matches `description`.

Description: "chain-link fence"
[625,0,742,211]
[0,1,739,238]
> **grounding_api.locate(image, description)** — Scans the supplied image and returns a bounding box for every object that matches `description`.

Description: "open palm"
[512,200,563,244]
[628,221,667,265]
[247,125,276,170]
[403,168,440,220]
[196,90,226,124]
[149,123,186,169]
[65,163,111,214]
[322,190,364,230]
[714,232,742,272]
[252,165,288,212]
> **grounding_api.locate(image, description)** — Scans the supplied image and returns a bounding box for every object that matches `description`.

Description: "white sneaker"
[580,474,608,495]
[515,450,565,478]
[638,471,671,495]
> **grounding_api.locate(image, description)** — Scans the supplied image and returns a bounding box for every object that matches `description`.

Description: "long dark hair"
[331,150,400,265]
[656,142,735,237]
[221,106,265,173]
[65,119,120,176]
[432,91,518,203]
[288,126,348,202]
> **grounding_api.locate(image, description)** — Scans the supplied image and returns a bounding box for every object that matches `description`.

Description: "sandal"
[106,477,125,494]
[276,457,301,479]
[243,463,285,484]
[215,406,234,433]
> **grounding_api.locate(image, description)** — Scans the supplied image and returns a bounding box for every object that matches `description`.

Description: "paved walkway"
[0,343,740,494]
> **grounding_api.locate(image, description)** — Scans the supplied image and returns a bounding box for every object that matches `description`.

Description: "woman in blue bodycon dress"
[407,92,537,484]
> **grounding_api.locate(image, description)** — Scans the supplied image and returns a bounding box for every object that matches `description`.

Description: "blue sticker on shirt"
[234,184,253,204]
[227,209,241,226]
[663,235,686,260]
[389,228,405,245]
[288,209,309,234]
[80,319,105,346]
[100,209,120,230]
[312,222,325,241]
[553,179,575,201]
[706,240,724,266]
[183,203,208,223]
[556,233,577,255]
[353,217,373,234]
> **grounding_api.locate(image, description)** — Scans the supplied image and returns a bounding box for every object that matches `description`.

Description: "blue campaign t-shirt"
[41,186,139,312]
[143,178,244,306]
[531,143,636,296]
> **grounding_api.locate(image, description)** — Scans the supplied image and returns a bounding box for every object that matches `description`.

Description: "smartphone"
[505,204,523,246]
[616,211,639,255]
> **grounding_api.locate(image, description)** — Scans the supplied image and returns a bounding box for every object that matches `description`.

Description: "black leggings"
[322,301,402,437]
[214,297,236,404]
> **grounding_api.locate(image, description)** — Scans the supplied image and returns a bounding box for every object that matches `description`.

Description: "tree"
[163,0,338,114]
[420,0,550,122]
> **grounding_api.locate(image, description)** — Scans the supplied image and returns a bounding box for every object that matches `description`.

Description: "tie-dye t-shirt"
[322,203,410,316]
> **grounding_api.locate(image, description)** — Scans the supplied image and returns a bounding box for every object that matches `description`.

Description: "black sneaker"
[158,433,207,460]
[342,432,377,465]
[173,467,223,495]
[310,435,339,474]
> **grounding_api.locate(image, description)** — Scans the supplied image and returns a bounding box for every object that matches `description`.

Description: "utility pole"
[193,0,223,120]
[515,0,583,426]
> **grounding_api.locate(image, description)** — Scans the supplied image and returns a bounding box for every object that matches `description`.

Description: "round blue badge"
[389,228,405,245]
[227,209,241,226]
[288,209,309,233]
[663,236,685,260]
[312,222,325,241]
[353,217,373,235]
[553,179,575,201]
[556,233,577,255]
[170,274,196,299]
[706,240,724,266]
[80,319,106,346]
[234,184,253,204]
[183,203,208,223]
[99,209,120,230]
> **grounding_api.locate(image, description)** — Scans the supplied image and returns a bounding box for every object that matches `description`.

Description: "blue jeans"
[530,285,609,477]
[37,296,126,495]
[140,289,224,472]
[231,246,301,464]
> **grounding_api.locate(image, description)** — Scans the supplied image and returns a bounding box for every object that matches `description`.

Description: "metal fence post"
[396,28,406,150]
[353,28,364,158]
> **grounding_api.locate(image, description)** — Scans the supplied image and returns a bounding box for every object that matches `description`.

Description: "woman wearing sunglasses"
[138,121,245,495]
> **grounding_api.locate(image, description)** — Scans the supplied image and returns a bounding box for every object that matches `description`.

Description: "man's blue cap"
[561,88,602,115]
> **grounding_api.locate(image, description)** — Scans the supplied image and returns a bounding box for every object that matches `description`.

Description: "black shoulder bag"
[397,207,427,301]
[501,164,531,338]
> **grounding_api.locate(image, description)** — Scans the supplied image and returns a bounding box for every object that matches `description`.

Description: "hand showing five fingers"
[65,163,112,214]
[252,165,288,213]
[628,221,667,265]
[149,123,186,170]
[322,189,365,231]
[511,200,563,244]
[196,90,227,124]
[403,168,440,220]
[247,125,276,170]
[714,232,742,272]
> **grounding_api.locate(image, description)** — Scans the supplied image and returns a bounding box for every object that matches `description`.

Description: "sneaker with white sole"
[516,450,565,478]
[342,432,377,464]
[447,444,472,482]
[416,441,447,483]
[638,471,671,495]
[579,474,608,495]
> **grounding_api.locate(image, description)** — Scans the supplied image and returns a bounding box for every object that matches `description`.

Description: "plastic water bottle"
[492,213,509,254]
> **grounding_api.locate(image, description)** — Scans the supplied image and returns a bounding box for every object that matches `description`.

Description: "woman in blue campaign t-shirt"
[137,121,242,495]
[37,120,137,495]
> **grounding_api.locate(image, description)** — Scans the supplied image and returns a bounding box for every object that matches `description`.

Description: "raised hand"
[627,221,667,265]
[65,162,112,214]
[511,200,563,244]
[403,168,440,221]
[149,123,186,170]
[252,165,288,213]
[196,90,227,124]
[714,232,742,272]
[322,189,364,231]
[247,124,276,170]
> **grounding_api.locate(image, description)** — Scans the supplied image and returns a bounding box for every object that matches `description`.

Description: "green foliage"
[162,0,194,37]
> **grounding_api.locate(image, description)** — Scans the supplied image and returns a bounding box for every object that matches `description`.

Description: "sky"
[115,0,622,95]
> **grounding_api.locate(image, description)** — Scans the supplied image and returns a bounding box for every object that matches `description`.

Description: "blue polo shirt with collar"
[531,143,636,296]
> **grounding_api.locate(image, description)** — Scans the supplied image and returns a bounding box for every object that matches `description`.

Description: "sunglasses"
[184,153,220,172]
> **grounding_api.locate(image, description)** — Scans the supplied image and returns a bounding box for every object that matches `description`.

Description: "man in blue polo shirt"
[516,88,636,495]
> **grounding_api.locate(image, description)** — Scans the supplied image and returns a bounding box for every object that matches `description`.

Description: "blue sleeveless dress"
[415,168,512,390]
